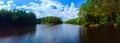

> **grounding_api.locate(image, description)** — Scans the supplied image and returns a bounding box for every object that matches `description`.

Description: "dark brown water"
[0,24,81,43]
[80,27,120,43]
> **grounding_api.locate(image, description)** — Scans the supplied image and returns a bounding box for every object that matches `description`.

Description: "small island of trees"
[37,16,62,25]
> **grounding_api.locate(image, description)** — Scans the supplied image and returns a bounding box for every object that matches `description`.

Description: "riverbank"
[84,24,120,29]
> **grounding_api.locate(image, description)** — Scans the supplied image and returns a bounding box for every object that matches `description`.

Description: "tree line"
[0,9,63,25]
[64,18,83,25]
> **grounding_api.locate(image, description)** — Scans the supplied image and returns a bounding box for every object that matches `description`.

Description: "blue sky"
[0,0,86,21]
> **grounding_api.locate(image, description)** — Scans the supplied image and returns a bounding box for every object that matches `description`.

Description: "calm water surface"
[0,24,120,43]
[0,24,81,43]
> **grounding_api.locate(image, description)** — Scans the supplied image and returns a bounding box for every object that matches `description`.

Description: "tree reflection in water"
[80,27,120,43]
[0,25,36,38]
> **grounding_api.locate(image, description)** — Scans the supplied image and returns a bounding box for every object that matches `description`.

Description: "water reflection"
[80,27,120,43]
[34,24,80,43]
[0,24,81,43]
[0,25,36,43]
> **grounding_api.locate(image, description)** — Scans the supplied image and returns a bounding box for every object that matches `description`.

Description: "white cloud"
[0,1,4,5]
[0,0,16,10]
[60,2,79,20]
[0,0,79,21]
[7,0,16,10]
[0,1,6,9]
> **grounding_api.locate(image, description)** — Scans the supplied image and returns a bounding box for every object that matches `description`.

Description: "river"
[0,24,120,43]
[0,24,81,43]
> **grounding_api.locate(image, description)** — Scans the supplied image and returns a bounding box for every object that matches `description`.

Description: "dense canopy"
[0,9,36,25]
[78,0,120,26]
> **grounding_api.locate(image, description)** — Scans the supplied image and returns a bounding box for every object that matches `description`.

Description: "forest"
[77,0,120,27]
[0,9,36,25]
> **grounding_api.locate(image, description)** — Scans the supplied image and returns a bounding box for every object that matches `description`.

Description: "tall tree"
[78,0,120,26]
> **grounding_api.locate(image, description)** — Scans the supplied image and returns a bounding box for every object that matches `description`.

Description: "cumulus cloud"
[0,0,79,21]
[60,2,79,20]
[0,0,16,10]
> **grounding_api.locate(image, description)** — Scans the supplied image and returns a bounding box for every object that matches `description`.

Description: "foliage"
[37,16,62,25]
[0,9,36,25]
[99,13,107,25]
[78,0,120,26]
[116,14,120,25]
[116,10,120,25]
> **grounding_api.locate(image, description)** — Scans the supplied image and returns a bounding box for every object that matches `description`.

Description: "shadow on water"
[80,26,120,43]
[0,25,36,38]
